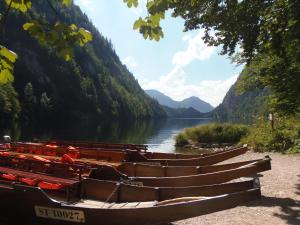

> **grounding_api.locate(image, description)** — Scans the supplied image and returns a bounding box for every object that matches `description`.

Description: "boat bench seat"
[73,199,155,209]
[0,166,79,186]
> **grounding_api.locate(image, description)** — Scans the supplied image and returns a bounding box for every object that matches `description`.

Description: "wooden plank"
[135,201,155,208]
[122,202,140,208]
[0,166,78,186]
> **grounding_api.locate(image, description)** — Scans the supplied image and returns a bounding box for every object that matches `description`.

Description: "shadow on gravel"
[296,175,300,196]
[247,196,300,225]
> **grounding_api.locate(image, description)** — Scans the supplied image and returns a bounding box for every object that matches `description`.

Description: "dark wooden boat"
[116,157,270,177]
[13,141,245,159]
[149,146,248,166]
[0,153,262,198]
[44,139,149,151]
[43,140,242,159]
[0,152,268,178]
[90,157,271,187]
[10,143,248,166]
[0,176,261,225]
[0,153,271,188]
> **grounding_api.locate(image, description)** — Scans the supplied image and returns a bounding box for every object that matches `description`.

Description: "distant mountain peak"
[145,89,214,113]
[185,96,198,100]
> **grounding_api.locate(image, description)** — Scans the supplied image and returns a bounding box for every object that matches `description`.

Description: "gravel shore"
[174,152,300,225]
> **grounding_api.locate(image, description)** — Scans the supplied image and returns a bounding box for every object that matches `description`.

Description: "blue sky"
[74,0,242,107]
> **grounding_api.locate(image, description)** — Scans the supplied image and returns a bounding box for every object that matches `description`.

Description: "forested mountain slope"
[212,76,269,122]
[0,1,165,128]
[163,106,205,118]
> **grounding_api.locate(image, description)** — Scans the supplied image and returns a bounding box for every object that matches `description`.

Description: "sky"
[74,0,243,107]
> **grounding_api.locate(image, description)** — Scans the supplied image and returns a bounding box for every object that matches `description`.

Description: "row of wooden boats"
[0,151,271,187]
[10,142,248,166]
[0,139,271,225]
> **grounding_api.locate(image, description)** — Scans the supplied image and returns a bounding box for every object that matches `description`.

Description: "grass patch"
[176,116,300,154]
[176,123,249,146]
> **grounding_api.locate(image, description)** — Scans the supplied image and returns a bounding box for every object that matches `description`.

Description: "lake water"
[144,118,211,153]
[4,118,211,153]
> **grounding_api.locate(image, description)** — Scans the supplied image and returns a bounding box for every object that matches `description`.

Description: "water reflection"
[2,118,211,153]
[146,118,211,153]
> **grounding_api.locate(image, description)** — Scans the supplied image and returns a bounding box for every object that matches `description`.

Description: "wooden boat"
[0,143,10,150]
[144,146,248,166]
[43,139,149,151]
[90,157,271,187]
[0,152,269,178]
[0,176,261,225]
[43,140,247,159]
[0,153,271,188]
[10,143,248,166]
[0,152,262,198]
[116,158,270,177]
[13,141,245,159]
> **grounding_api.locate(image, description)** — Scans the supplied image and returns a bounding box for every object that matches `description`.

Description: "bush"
[175,133,189,147]
[176,123,249,146]
[240,116,300,153]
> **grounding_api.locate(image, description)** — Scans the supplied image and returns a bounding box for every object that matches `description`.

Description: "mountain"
[211,76,269,122]
[0,1,165,128]
[145,90,214,113]
[163,106,205,118]
[145,90,178,108]
[180,96,214,113]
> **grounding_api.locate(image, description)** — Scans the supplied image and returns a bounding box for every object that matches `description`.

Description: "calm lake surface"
[5,118,211,153]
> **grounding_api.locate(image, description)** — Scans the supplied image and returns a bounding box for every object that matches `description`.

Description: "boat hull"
[151,146,248,166]
[130,159,271,187]
[117,158,266,177]
[0,183,261,225]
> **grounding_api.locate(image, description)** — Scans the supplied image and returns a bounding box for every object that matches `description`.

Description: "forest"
[0,1,166,129]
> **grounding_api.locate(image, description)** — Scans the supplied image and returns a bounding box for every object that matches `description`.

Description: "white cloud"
[122,56,138,69]
[140,68,238,107]
[140,29,232,107]
[172,30,215,67]
[141,66,186,90]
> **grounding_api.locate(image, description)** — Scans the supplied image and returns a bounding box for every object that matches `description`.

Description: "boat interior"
[0,175,259,209]
[0,152,270,184]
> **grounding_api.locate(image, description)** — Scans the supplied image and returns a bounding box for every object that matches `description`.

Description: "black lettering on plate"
[34,206,85,223]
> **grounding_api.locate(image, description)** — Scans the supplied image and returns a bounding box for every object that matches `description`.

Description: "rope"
[102,183,120,208]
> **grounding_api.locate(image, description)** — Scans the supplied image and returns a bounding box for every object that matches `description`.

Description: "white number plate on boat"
[35,206,85,223]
